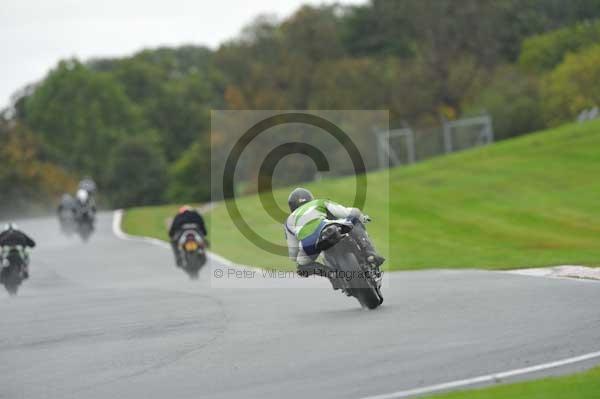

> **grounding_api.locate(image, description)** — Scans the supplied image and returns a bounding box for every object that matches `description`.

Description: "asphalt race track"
[1,213,599,399]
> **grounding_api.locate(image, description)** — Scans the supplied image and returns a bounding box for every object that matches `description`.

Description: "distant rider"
[57,193,77,218]
[168,206,207,266]
[75,188,96,220]
[284,188,384,280]
[78,178,97,195]
[0,223,36,279]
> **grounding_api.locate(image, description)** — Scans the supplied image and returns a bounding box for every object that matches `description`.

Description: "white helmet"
[76,189,89,204]
[78,178,97,193]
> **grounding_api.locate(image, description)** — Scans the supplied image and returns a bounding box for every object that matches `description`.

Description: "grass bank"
[423,365,600,399]
[123,120,600,271]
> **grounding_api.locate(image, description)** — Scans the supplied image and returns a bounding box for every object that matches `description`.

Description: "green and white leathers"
[284,199,361,265]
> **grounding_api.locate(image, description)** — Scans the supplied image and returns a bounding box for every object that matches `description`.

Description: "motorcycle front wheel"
[337,252,382,310]
[1,267,21,296]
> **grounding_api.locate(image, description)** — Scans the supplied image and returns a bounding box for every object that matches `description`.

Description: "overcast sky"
[0,0,363,108]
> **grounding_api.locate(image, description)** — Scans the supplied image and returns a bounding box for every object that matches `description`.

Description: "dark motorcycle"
[58,208,77,236]
[74,207,95,242]
[320,220,384,309]
[0,248,27,296]
[72,189,96,242]
[177,223,207,279]
[76,215,94,242]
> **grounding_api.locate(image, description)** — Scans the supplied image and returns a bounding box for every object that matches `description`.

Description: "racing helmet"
[78,178,97,193]
[288,188,314,212]
[178,205,192,214]
[76,189,89,204]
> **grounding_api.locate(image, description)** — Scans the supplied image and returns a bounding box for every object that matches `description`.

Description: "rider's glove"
[360,214,372,224]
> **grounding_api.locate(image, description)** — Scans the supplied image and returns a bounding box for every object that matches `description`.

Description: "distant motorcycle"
[176,223,207,279]
[58,193,78,236]
[58,191,96,241]
[320,219,384,309]
[58,214,77,236]
[0,247,28,296]
[73,190,96,242]
[75,212,95,242]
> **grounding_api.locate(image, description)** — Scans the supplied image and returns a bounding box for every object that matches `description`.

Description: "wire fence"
[576,107,599,123]
[376,114,494,168]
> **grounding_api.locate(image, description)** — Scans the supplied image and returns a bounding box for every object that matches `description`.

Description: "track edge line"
[359,350,600,399]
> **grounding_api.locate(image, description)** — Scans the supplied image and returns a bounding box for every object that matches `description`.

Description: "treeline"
[0,120,76,216]
[3,0,600,209]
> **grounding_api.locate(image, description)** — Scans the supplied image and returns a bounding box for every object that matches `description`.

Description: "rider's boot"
[171,242,183,267]
[297,261,343,290]
[366,252,385,267]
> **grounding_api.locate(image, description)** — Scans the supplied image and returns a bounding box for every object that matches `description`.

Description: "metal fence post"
[374,128,384,169]
[442,119,453,154]
[405,128,416,164]
[484,114,494,143]
[375,114,491,170]
[377,130,388,170]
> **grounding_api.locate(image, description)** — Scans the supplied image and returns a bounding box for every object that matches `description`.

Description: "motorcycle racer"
[284,188,384,280]
[168,206,207,267]
[0,223,35,279]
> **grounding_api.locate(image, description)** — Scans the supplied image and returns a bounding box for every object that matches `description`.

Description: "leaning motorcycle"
[177,223,207,279]
[0,247,27,296]
[320,219,384,309]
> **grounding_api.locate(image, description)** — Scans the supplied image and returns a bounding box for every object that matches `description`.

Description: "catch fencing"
[376,114,494,168]
[576,107,599,123]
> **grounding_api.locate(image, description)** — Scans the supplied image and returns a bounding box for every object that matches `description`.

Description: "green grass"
[423,366,600,399]
[122,204,180,239]
[123,120,600,271]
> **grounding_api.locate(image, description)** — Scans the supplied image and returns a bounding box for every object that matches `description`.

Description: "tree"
[520,20,600,72]
[19,59,144,176]
[103,47,223,162]
[167,139,211,203]
[105,138,168,207]
[464,66,544,140]
[340,0,416,58]
[0,121,75,214]
[541,44,600,126]
[308,58,387,109]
